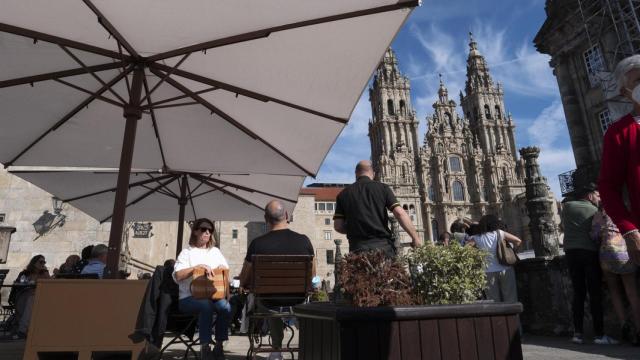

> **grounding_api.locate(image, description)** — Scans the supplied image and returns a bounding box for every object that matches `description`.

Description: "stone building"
[534,0,640,188]
[369,38,559,246]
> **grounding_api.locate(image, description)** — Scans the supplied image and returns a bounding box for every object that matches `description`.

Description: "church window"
[387,99,395,115]
[484,186,490,201]
[232,229,238,239]
[449,157,462,172]
[403,204,409,211]
[599,109,613,133]
[484,105,492,119]
[583,44,606,87]
[324,231,332,240]
[428,185,435,201]
[431,219,439,242]
[409,205,416,221]
[399,100,406,115]
[452,181,465,201]
[445,112,452,124]
[437,143,444,153]
[502,166,509,180]
[495,106,502,120]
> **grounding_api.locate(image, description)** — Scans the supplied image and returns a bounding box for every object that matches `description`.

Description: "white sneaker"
[594,335,619,345]
[268,351,283,360]
[571,333,583,344]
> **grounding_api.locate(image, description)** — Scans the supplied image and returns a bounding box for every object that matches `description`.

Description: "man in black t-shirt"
[333,160,422,257]
[239,200,315,357]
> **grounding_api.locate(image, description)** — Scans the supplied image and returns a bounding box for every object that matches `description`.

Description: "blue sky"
[308,0,576,198]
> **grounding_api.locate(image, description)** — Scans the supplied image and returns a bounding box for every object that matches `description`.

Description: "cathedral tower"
[368,48,425,247]
[460,33,524,207]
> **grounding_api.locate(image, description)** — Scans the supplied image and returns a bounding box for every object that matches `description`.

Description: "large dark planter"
[294,302,523,360]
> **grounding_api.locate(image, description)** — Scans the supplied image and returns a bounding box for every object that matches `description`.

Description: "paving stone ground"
[1,331,639,359]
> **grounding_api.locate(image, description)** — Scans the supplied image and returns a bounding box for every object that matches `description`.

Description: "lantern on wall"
[0,222,16,264]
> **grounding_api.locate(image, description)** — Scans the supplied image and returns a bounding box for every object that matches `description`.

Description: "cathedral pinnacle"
[438,74,449,102]
[468,32,481,57]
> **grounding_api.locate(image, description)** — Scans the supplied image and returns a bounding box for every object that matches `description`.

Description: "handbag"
[496,230,519,266]
[190,267,230,300]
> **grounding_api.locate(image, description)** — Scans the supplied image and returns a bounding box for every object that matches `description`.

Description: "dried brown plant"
[338,250,417,307]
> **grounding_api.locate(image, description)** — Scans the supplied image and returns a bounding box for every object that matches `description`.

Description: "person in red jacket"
[599,54,640,266]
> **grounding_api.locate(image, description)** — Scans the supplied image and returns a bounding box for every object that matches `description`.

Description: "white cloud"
[339,92,371,139]
[525,100,576,198]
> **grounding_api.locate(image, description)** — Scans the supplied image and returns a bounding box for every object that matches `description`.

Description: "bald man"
[239,200,315,358]
[333,160,422,257]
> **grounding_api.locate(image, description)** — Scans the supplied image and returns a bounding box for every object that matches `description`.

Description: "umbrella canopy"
[10,167,302,255]
[0,0,418,276]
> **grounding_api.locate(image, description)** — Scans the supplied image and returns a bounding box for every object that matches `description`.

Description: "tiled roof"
[299,187,344,201]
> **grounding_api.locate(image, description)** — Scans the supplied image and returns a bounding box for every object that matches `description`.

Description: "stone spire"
[465,32,495,95]
[438,73,449,103]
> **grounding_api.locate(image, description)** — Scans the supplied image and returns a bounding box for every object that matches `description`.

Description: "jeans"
[566,249,604,336]
[485,268,518,303]
[179,297,231,344]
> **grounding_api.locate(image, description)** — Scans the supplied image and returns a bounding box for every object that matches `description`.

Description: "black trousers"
[565,249,604,336]
[350,238,397,258]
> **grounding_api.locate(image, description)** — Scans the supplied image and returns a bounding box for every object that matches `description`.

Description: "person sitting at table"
[80,244,108,278]
[53,254,80,277]
[173,218,231,360]
[9,255,50,339]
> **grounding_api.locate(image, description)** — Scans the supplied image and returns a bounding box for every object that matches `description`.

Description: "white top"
[471,230,509,273]
[173,246,229,300]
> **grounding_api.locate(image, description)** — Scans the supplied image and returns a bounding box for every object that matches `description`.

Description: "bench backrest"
[250,255,313,296]
[0,269,9,287]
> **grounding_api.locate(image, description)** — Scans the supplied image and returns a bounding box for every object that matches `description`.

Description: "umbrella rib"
[197,178,264,211]
[146,0,419,63]
[150,64,348,124]
[140,184,177,199]
[146,173,178,198]
[118,43,132,95]
[62,173,175,202]
[5,66,134,168]
[0,23,127,60]
[59,45,127,105]
[185,178,198,220]
[0,61,126,89]
[149,101,199,109]
[82,0,139,58]
[142,74,168,169]
[191,173,298,203]
[151,69,315,177]
[100,176,180,223]
[141,87,218,110]
[139,53,191,104]
[53,79,124,108]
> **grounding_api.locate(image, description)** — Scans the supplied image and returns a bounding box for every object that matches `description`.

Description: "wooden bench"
[22,279,147,360]
[246,255,313,360]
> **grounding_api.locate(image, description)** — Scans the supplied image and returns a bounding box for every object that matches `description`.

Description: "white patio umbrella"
[0,0,418,277]
[9,167,302,255]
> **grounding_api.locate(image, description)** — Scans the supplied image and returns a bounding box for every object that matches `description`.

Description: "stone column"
[0,223,16,264]
[519,147,560,257]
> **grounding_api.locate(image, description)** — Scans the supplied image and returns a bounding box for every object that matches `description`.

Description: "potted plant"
[294,245,523,360]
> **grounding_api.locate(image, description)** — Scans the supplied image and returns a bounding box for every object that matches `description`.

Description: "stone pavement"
[1,332,639,359]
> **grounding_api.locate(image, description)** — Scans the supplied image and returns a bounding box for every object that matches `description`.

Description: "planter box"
[294,302,523,360]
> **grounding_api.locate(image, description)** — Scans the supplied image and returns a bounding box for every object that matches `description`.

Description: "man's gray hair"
[91,244,108,258]
[614,55,640,93]
[264,200,286,224]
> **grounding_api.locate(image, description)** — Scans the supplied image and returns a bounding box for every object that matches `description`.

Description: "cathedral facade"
[369,36,535,245]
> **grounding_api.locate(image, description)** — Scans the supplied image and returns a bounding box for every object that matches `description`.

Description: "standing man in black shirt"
[239,200,315,360]
[333,160,422,257]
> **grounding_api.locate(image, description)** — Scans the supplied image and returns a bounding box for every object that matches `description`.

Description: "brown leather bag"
[496,230,519,266]
[190,267,229,300]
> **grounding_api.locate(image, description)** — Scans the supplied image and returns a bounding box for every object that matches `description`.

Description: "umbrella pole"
[105,67,145,279]
[176,174,188,257]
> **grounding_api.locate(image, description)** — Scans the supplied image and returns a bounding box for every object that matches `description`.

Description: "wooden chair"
[246,255,313,360]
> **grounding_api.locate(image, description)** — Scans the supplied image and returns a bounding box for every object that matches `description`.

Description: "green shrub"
[406,243,488,305]
[310,289,329,302]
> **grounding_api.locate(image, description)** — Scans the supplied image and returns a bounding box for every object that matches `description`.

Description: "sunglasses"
[197,227,212,233]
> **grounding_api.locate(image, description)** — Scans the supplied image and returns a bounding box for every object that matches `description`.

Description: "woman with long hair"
[467,215,522,303]
[173,218,230,360]
[10,254,50,339]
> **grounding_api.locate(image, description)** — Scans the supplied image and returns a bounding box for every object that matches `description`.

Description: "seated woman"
[173,218,230,360]
[9,254,50,339]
